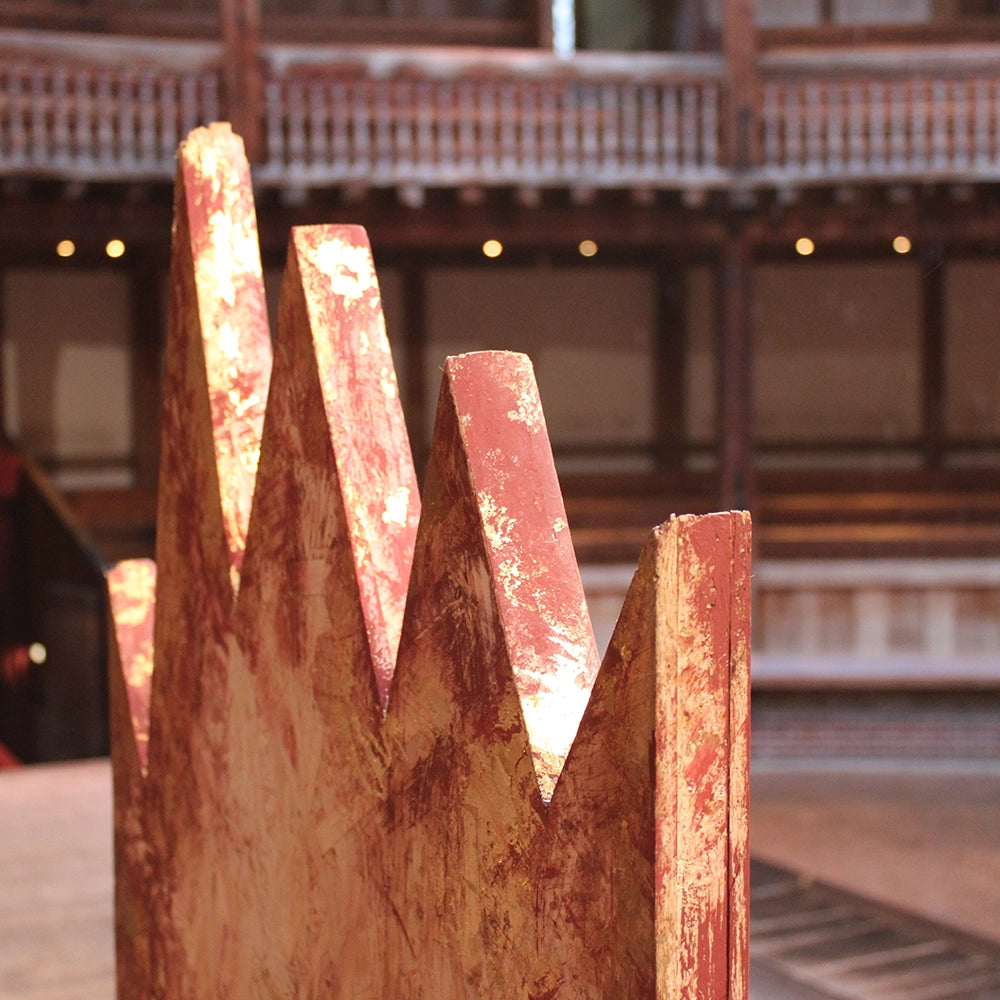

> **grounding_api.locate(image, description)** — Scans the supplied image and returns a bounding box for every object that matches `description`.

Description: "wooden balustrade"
[758,46,1000,184]
[7,27,1000,191]
[255,50,726,189]
[0,32,222,180]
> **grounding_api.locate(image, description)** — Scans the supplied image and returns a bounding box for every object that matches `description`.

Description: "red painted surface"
[108,123,751,1000]
[0,741,18,768]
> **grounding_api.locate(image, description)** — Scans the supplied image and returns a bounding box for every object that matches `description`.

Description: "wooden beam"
[399,263,429,468]
[220,0,264,161]
[127,252,164,490]
[921,245,947,470]
[722,0,760,171]
[653,256,688,471]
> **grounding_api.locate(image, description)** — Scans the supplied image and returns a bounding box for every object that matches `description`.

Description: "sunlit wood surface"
[0,759,114,1000]
[3,757,1000,999]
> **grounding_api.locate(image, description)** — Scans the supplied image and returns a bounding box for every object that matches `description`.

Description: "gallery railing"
[255,47,726,190]
[5,28,1000,191]
[757,44,1000,186]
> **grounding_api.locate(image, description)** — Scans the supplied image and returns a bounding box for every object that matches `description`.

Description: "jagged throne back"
[107,123,751,1000]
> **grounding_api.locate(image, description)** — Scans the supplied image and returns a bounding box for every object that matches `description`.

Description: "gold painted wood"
[107,123,751,1000]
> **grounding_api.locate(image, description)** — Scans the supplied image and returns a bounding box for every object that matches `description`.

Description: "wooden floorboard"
[0,760,114,1000]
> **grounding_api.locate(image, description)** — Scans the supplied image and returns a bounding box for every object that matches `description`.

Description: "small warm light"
[795,237,815,256]
[105,238,126,259]
[893,235,912,255]
[28,642,47,665]
[482,239,503,259]
[56,239,76,258]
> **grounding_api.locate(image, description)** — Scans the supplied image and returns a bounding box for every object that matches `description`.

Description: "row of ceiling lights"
[795,235,913,256]
[485,237,916,259]
[56,238,126,259]
[52,235,916,261]
[482,239,599,258]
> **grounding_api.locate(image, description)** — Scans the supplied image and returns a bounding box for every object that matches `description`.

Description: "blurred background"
[1,1,1000,997]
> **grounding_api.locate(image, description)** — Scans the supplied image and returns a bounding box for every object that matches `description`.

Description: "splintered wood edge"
[728,511,752,1000]
[654,511,751,1000]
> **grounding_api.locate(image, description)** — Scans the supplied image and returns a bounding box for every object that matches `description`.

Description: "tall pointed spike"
[159,121,271,600]
[146,122,272,999]
[107,558,156,1000]
[219,224,418,995]
[289,224,418,699]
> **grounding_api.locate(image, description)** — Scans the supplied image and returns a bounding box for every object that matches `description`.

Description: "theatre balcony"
[4,3,1000,198]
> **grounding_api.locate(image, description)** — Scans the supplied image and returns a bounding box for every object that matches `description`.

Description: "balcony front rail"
[254,47,727,191]
[7,28,1000,194]
[757,44,1000,186]
[0,31,222,181]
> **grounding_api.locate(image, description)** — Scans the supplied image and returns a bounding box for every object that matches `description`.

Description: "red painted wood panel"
[107,122,751,1000]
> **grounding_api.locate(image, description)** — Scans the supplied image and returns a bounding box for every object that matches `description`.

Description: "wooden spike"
[107,559,156,1000]
[655,511,751,1000]
[285,224,419,701]
[386,351,565,997]
[215,224,419,996]
[441,350,600,798]
[145,122,272,1000]
[158,121,271,601]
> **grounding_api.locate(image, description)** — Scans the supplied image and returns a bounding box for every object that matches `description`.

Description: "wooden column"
[653,256,688,472]
[128,252,164,490]
[718,231,754,511]
[400,263,429,469]
[536,0,554,48]
[721,0,760,172]
[921,245,946,470]
[220,0,264,161]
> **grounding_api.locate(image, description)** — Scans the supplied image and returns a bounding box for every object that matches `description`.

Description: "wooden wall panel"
[108,123,751,1000]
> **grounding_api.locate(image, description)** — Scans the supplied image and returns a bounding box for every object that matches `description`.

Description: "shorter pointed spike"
[108,559,156,775]
[107,558,156,1000]
[444,351,601,798]
[290,224,419,700]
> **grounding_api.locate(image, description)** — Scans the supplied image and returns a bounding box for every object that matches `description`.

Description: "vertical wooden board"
[221,225,417,998]
[388,352,584,998]
[541,532,661,1000]
[654,521,681,998]
[107,559,156,1000]
[145,122,272,1000]
[656,512,745,1000]
[728,511,752,1000]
